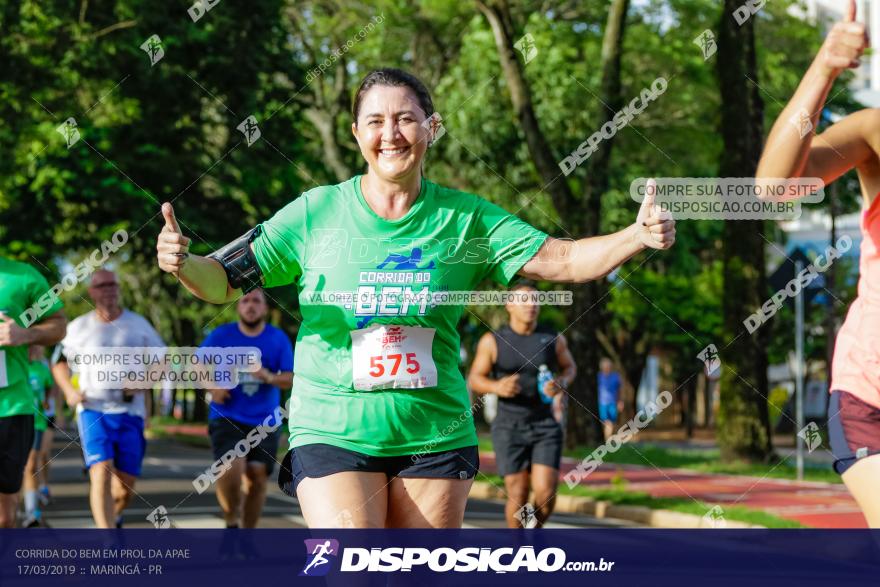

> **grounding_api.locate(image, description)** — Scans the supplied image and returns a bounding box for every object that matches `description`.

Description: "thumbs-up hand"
[817,0,869,80]
[0,311,29,347]
[636,179,675,250]
[156,202,191,276]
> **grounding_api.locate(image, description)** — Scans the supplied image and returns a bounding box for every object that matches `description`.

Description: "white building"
[776,209,862,259]
[800,0,880,106]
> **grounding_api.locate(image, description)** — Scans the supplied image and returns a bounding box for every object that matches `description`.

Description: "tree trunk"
[478,0,630,448]
[475,0,575,214]
[304,107,351,182]
[716,0,773,462]
[685,372,696,438]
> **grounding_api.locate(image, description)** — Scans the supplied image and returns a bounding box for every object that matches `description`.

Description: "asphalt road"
[33,426,637,529]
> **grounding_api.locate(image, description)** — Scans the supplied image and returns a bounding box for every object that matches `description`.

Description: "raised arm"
[156,203,242,304]
[756,1,872,192]
[519,179,674,283]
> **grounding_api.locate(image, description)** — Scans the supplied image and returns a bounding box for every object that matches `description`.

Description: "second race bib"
[0,350,7,388]
[350,325,438,391]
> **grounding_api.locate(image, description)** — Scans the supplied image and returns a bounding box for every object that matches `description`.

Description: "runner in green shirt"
[22,347,56,527]
[156,68,675,528]
[0,257,66,527]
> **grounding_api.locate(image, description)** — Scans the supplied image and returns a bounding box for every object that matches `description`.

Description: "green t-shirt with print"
[0,258,63,418]
[251,175,547,457]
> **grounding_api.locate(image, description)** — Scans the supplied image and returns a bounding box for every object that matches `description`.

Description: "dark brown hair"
[510,279,537,292]
[352,68,434,123]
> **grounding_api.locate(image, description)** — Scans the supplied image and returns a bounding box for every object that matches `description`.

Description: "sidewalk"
[480,452,867,528]
[160,423,208,437]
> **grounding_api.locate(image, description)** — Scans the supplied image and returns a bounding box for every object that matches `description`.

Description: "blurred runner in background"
[468,281,576,528]
[0,257,66,527]
[202,289,293,528]
[52,270,164,528]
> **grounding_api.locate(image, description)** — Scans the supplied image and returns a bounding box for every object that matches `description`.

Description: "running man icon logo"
[697,344,721,376]
[789,108,813,139]
[694,30,717,60]
[146,505,172,529]
[333,509,355,528]
[376,248,436,271]
[237,115,261,146]
[515,503,538,529]
[702,505,726,529]
[304,229,347,269]
[422,112,446,146]
[56,118,81,149]
[514,33,538,64]
[140,35,165,66]
[300,539,340,577]
[798,421,822,453]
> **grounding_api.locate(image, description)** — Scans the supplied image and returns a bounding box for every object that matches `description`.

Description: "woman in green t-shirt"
[156,68,675,528]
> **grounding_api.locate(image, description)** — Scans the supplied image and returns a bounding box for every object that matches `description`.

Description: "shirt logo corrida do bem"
[352,247,437,328]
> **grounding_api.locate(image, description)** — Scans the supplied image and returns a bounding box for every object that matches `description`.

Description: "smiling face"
[351,85,432,183]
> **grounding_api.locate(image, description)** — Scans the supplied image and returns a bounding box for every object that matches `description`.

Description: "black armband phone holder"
[207,226,264,294]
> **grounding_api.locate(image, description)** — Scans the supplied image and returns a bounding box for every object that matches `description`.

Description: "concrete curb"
[469,481,764,529]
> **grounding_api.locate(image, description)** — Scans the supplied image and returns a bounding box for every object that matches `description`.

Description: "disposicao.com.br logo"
[300,539,339,576]
[299,539,615,575]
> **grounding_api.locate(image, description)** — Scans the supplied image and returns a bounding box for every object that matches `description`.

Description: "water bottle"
[537,364,554,404]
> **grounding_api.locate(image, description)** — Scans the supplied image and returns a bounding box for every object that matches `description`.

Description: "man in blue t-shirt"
[598,358,622,441]
[202,289,293,528]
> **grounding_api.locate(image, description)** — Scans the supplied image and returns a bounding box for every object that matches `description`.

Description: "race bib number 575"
[351,325,438,391]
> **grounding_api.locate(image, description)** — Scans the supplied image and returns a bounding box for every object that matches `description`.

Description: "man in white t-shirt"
[51,270,164,528]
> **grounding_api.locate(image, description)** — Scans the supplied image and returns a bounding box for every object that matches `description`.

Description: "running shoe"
[23,515,41,528]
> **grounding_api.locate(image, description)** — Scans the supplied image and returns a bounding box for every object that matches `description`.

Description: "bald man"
[52,270,165,528]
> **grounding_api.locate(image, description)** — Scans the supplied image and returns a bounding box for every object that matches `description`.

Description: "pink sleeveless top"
[831,195,880,409]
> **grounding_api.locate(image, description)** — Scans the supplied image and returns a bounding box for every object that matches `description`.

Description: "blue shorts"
[598,402,618,422]
[77,409,146,476]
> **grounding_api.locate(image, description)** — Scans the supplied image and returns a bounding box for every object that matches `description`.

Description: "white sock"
[24,490,38,515]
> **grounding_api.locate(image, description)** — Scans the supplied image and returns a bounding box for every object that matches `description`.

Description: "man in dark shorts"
[0,257,66,527]
[468,281,576,528]
[203,289,293,528]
